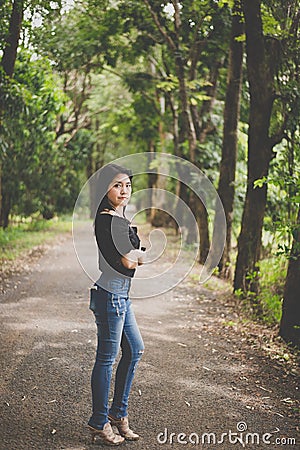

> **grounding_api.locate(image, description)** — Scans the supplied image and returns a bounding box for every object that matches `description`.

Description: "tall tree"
[233,0,296,306]
[0,0,63,227]
[140,0,230,262]
[1,0,24,77]
[0,0,24,227]
[279,206,300,348]
[216,0,243,278]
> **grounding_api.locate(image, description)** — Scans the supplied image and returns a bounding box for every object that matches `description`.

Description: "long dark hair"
[96,163,133,218]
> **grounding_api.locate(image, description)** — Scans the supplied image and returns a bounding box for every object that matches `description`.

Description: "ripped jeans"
[88,276,144,430]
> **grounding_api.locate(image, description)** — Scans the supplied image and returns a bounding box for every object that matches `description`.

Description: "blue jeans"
[88,276,144,430]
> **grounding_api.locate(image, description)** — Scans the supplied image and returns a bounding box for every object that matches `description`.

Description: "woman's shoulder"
[98,210,128,220]
[96,212,113,221]
[96,211,131,226]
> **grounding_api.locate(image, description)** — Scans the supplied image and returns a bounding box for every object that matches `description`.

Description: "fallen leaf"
[258,385,272,393]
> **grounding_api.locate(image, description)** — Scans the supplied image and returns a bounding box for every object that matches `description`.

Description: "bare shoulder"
[99,209,116,216]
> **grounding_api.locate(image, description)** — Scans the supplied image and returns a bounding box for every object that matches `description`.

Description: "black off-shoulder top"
[95,213,140,278]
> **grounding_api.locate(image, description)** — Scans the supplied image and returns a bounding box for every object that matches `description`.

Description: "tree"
[233,0,299,308]
[0,0,24,226]
[0,0,63,226]
[34,1,132,217]
[1,51,79,222]
[215,0,243,279]
[279,205,300,348]
[130,0,231,262]
[1,0,24,77]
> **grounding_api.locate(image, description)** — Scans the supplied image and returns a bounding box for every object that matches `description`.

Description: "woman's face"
[107,173,132,209]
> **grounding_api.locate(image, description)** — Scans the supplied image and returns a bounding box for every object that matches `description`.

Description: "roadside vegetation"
[0,216,71,261]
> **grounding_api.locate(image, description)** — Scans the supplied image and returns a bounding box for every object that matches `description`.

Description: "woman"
[88,163,145,446]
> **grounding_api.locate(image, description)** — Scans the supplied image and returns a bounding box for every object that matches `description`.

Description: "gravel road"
[0,225,299,449]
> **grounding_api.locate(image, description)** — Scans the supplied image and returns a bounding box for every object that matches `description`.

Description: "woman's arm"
[121,249,145,269]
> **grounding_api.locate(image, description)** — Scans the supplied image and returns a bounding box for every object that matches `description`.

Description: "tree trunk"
[191,61,221,144]
[1,0,24,77]
[150,155,172,228]
[150,92,172,227]
[175,54,197,162]
[188,191,210,263]
[146,143,157,221]
[0,0,24,227]
[279,206,300,348]
[88,119,105,219]
[177,55,211,260]
[234,0,277,306]
[0,190,11,228]
[174,161,193,238]
[0,163,2,227]
[216,0,244,278]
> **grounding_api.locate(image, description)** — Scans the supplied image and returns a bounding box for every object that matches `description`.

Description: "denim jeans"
[88,275,144,430]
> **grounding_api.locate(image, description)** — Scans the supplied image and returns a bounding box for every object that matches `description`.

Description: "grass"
[0,216,72,262]
[233,254,287,326]
[258,255,287,325]
[186,245,287,328]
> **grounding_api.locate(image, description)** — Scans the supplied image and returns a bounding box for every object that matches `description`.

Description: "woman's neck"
[115,206,124,217]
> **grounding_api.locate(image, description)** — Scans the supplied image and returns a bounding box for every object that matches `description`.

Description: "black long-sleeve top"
[95,213,140,278]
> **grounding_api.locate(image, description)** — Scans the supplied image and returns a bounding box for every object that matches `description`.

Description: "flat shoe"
[108,414,140,441]
[88,421,125,446]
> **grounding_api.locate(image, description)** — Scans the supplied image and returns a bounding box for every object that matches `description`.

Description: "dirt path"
[0,226,299,450]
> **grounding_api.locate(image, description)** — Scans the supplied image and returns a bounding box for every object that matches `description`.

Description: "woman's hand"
[121,249,145,269]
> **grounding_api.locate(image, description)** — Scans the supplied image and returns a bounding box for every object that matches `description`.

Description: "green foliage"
[235,34,246,42]
[234,256,287,326]
[156,75,178,93]
[253,177,268,189]
[34,0,126,71]
[260,142,300,257]
[258,256,287,324]
[218,0,234,8]
[261,4,281,36]
[0,48,89,223]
